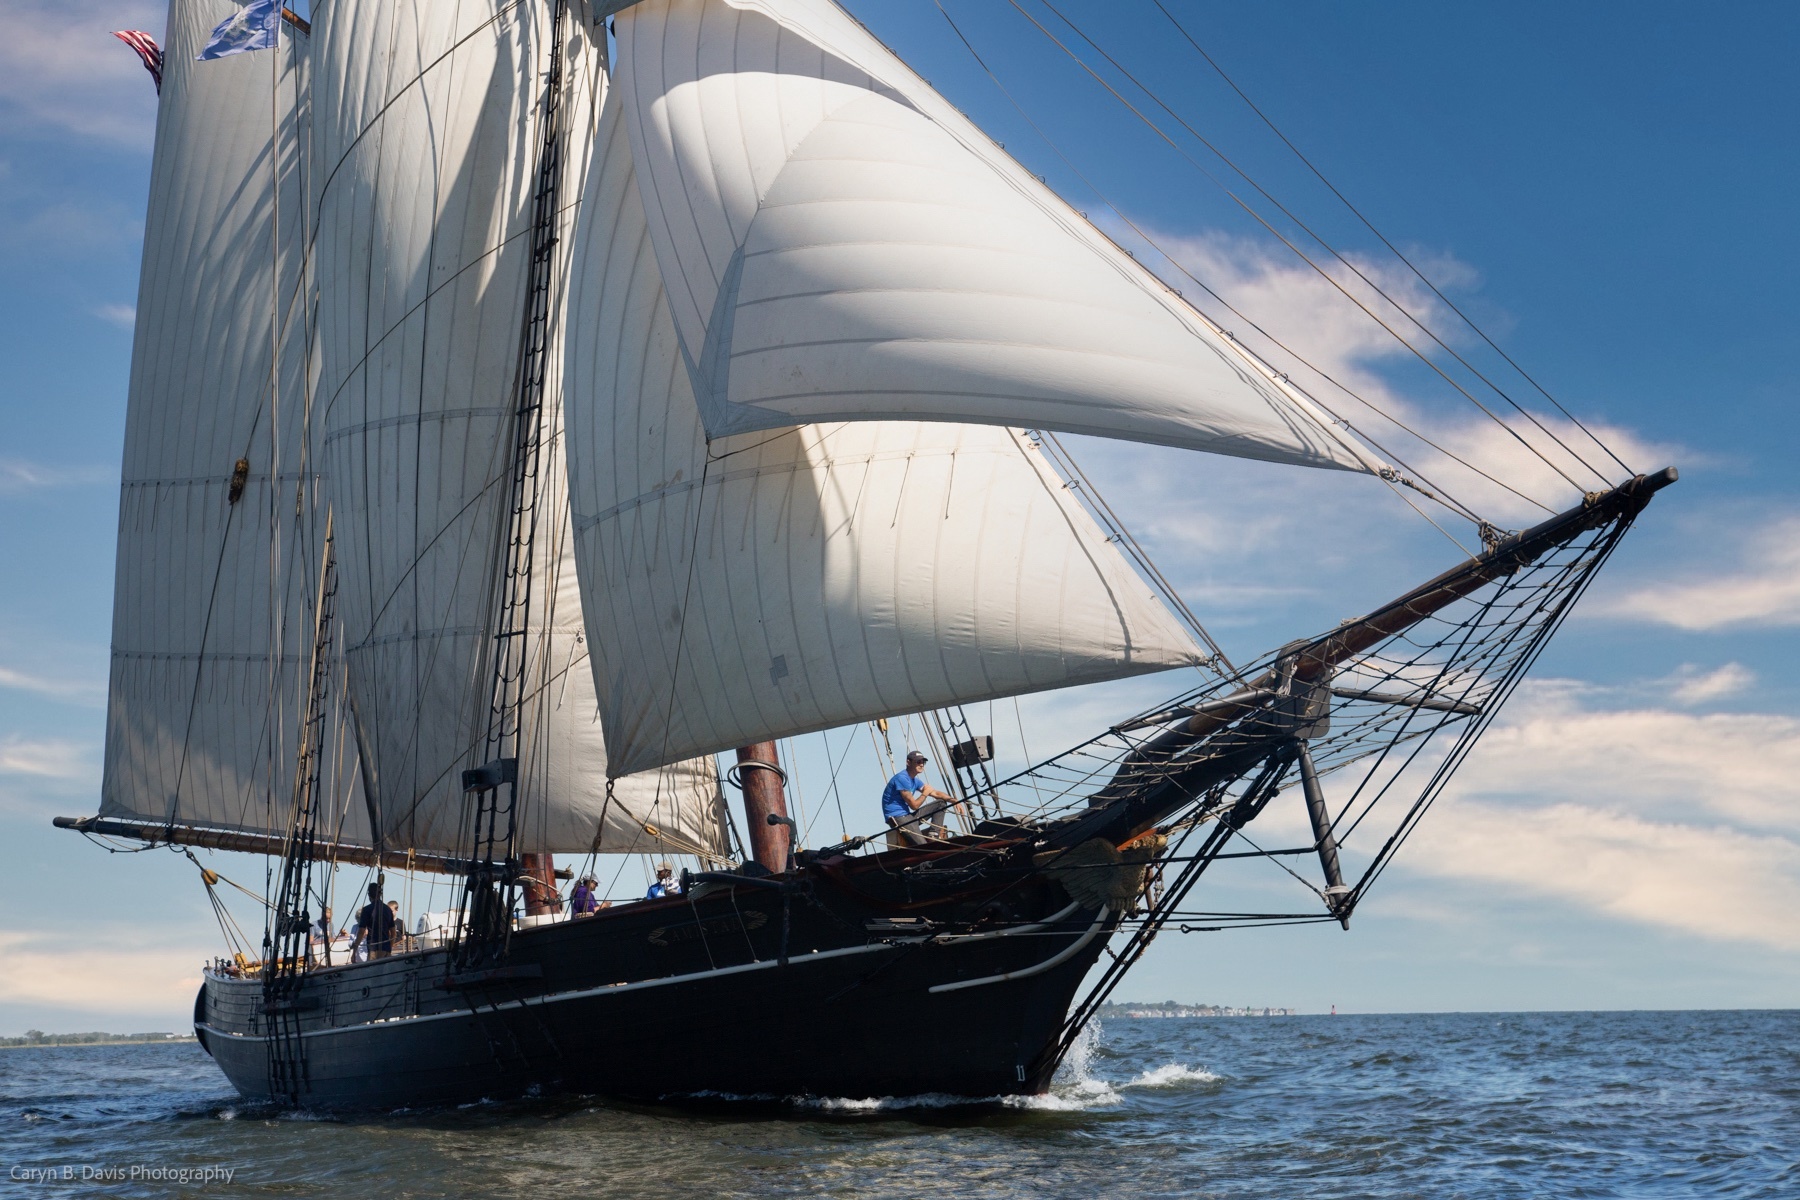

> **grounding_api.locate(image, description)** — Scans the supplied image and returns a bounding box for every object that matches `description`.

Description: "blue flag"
[196,0,281,61]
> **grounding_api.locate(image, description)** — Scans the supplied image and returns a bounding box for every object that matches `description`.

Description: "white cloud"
[1666,662,1756,706]
[93,302,136,328]
[0,734,98,783]
[1124,225,1674,526]
[0,459,113,494]
[1395,678,1800,950]
[1456,685,1800,833]
[1410,802,1800,952]
[1421,412,1680,528]
[1596,515,1800,630]
[0,931,202,1014]
[0,1,165,147]
[0,665,105,706]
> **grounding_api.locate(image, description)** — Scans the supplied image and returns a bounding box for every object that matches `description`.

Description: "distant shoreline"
[1100,1002,1295,1018]
[1,1035,194,1050]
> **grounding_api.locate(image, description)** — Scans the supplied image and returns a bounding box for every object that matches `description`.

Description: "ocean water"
[3,1011,1796,1198]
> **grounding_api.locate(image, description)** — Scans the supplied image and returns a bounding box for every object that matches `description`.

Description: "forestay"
[311,0,727,858]
[102,2,369,845]
[608,0,1379,470]
[565,89,1207,777]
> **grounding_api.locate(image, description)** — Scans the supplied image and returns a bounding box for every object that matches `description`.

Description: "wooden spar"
[1062,468,1680,848]
[520,853,560,915]
[1297,743,1348,927]
[735,742,791,871]
[51,815,468,875]
[1160,467,1680,746]
[1295,466,1678,680]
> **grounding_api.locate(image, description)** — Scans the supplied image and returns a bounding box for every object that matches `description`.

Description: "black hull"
[197,849,1115,1109]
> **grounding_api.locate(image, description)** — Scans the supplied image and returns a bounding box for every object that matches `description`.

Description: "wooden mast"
[735,742,790,872]
[520,853,560,915]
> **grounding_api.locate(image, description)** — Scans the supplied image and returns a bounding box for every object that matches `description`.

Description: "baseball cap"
[905,750,927,763]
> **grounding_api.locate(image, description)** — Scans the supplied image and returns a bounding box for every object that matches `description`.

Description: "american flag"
[113,30,164,94]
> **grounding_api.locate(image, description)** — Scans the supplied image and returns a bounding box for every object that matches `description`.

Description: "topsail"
[565,82,1206,776]
[309,0,726,857]
[609,0,1378,470]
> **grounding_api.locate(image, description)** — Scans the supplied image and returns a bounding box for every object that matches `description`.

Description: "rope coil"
[725,759,789,791]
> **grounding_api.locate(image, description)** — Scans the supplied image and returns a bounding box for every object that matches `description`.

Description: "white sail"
[606,0,1378,471]
[564,89,1207,776]
[102,2,370,845]
[312,0,727,858]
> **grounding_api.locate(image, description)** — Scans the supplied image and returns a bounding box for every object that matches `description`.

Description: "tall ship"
[60,0,1673,1108]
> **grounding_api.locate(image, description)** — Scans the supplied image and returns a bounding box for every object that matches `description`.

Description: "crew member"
[386,899,412,953]
[349,882,397,961]
[571,875,601,916]
[308,906,335,967]
[646,863,681,899]
[881,751,965,846]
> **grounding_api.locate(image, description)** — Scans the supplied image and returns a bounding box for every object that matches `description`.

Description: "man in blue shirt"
[646,862,681,899]
[881,751,964,847]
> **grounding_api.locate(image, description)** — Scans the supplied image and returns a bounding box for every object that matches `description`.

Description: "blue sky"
[0,0,1794,1032]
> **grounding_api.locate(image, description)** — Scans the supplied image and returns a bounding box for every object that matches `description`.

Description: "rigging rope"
[1013,0,1612,494]
[930,0,1519,527]
[1145,0,1634,480]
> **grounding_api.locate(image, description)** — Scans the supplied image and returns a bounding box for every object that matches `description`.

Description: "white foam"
[1001,1077,1122,1111]
[677,1023,1131,1113]
[1123,1063,1220,1089]
[678,1081,1123,1113]
[1057,1022,1100,1085]
[806,1093,992,1112]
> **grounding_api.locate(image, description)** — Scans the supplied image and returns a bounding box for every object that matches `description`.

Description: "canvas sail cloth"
[565,88,1207,776]
[606,0,1380,469]
[311,0,727,859]
[102,2,371,846]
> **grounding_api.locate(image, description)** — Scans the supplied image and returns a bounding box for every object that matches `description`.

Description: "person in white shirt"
[308,907,336,966]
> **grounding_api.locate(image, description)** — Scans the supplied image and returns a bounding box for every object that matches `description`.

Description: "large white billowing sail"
[312,0,727,858]
[103,3,370,846]
[565,91,1206,776]
[608,0,1377,471]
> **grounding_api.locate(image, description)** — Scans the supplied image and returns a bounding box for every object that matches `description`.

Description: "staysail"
[102,2,369,845]
[565,86,1208,776]
[311,0,727,857]
[607,0,1378,470]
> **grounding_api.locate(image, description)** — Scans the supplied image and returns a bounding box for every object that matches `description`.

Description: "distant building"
[1096,1001,1296,1018]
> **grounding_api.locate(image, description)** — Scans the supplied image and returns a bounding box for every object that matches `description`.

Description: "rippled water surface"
[4,1011,1796,1197]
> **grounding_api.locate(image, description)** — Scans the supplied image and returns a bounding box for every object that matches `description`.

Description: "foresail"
[102,1,369,846]
[312,0,727,859]
[564,89,1207,777]
[608,0,1377,471]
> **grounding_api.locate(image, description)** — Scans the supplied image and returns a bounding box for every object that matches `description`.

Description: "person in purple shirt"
[880,750,965,847]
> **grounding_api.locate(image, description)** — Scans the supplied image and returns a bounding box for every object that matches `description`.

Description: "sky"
[0,0,1794,1033]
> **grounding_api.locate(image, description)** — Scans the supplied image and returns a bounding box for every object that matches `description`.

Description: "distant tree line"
[1,1030,194,1047]
[1098,1000,1295,1017]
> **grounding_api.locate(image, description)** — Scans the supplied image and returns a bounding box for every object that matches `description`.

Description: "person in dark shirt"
[350,883,397,961]
[571,875,599,916]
